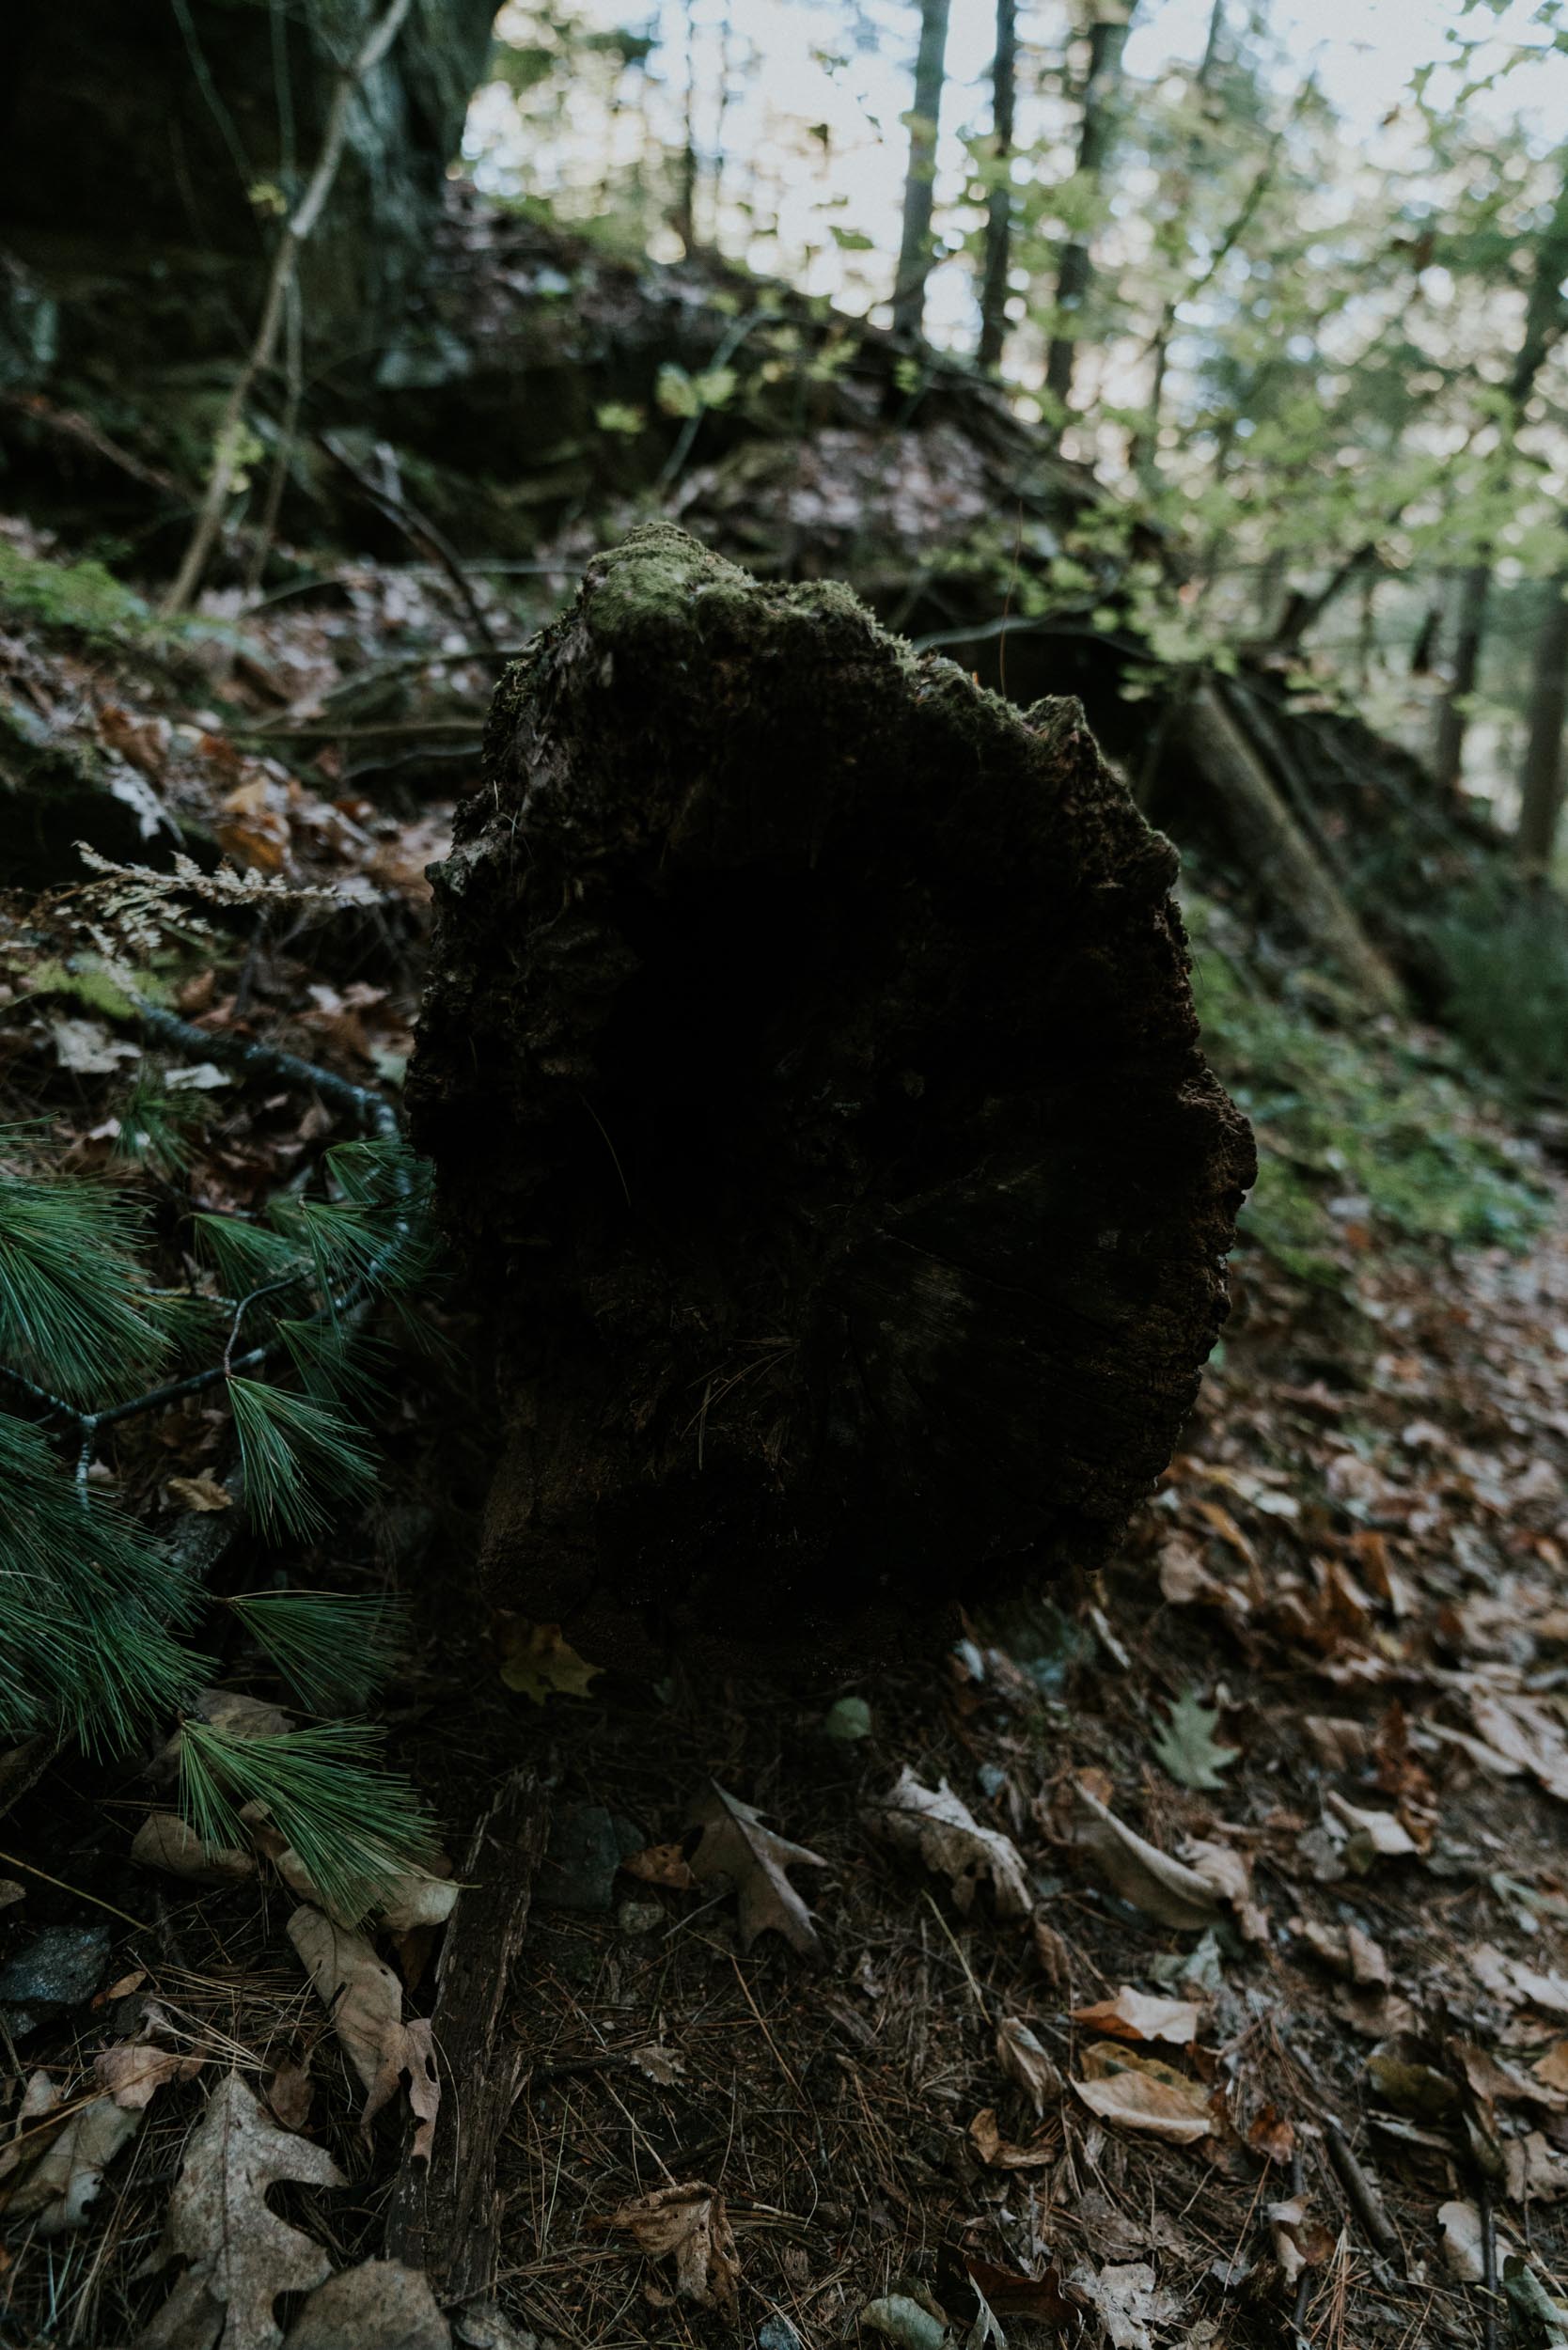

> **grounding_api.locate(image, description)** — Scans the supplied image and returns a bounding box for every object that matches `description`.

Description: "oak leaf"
[867,1767,1029,1917]
[685,1780,825,1956]
[135,2071,344,2350]
[608,2180,740,2319]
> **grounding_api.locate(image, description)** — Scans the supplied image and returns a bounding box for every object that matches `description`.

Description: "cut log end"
[409,524,1255,1667]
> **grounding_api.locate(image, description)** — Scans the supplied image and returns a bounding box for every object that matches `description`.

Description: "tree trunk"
[1518,572,1568,875]
[408,525,1255,1671]
[1433,560,1491,796]
[891,0,954,339]
[977,0,1018,372]
[1045,4,1137,416]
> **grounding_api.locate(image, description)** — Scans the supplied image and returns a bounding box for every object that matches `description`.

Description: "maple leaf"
[684,1780,825,1957]
[137,2071,344,2350]
[1152,1688,1240,1792]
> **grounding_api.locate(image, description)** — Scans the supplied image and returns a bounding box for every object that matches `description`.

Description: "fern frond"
[0,1167,167,1404]
[227,1589,407,1711]
[227,1377,376,1539]
[178,1716,438,1924]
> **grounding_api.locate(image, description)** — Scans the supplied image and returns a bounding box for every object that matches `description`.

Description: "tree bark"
[1432,560,1491,797]
[408,525,1255,1670]
[892,0,954,339]
[1518,571,1568,875]
[977,0,1018,372]
[1045,4,1137,417]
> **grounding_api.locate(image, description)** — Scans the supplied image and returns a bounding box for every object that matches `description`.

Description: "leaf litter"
[11,534,1568,2350]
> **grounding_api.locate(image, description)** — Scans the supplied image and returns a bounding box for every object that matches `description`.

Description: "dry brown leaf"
[1068,2259,1184,2350]
[287,1907,440,2156]
[1268,2197,1336,2285]
[621,1841,698,1890]
[136,2071,344,2350]
[281,2258,449,2350]
[867,1768,1029,1917]
[1074,2043,1214,2143]
[1473,1943,1568,2019]
[995,2015,1064,2114]
[686,1780,825,1955]
[1247,2104,1296,2163]
[1507,2132,1568,2203]
[968,2106,1058,2168]
[1324,1792,1419,1864]
[1071,1986,1201,2046]
[495,1615,604,1703]
[1,2096,141,2234]
[1438,2199,1488,2280]
[166,1473,234,1514]
[1533,2043,1568,2095]
[1072,1784,1220,1932]
[1032,1911,1073,1985]
[964,2257,1075,2326]
[133,1811,256,1886]
[267,2066,314,2133]
[95,2044,204,2109]
[607,2180,740,2320]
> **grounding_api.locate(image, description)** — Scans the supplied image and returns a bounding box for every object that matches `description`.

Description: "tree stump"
[408,525,1254,1667]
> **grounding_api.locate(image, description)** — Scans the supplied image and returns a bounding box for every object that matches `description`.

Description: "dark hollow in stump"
[408,525,1255,1668]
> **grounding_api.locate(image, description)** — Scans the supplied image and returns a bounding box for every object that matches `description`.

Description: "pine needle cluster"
[0,1107,441,1919]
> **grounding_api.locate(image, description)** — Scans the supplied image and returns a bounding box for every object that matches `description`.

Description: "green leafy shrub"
[1417,879,1568,1097]
[1186,889,1548,1281]
[0,540,154,645]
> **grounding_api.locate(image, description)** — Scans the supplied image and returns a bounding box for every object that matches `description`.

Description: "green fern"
[179,1716,438,1925]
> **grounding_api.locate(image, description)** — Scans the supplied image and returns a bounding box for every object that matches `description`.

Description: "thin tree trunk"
[977,0,1018,372]
[892,0,954,339]
[1433,560,1491,796]
[676,0,698,253]
[1045,4,1137,416]
[1518,570,1568,873]
[162,0,415,615]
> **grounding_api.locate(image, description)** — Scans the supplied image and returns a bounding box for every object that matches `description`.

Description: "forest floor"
[4,516,1568,2350]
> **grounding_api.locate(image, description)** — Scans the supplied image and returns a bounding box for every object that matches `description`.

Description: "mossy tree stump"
[409,525,1254,1667]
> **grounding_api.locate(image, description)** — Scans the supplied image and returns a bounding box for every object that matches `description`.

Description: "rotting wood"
[383,1769,547,2306]
[409,524,1256,1668]
[1175,681,1405,1014]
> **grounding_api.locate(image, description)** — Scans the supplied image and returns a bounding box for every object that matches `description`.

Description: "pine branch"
[178,1716,437,1925]
[227,1590,407,1711]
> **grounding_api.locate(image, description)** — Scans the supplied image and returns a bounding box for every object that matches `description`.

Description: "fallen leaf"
[1535,2043,1568,2095]
[267,2065,314,2133]
[1325,1791,1418,1865]
[1438,2199,1486,2280]
[1068,2261,1184,2350]
[1,2096,141,2234]
[1268,2197,1335,2284]
[166,1474,234,1514]
[996,2014,1064,2114]
[859,2295,947,2350]
[1180,1837,1268,1941]
[1031,1912,1072,1985]
[1247,2104,1295,2163]
[287,1907,440,2155]
[48,1016,139,1074]
[1071,1987,1201,2047]
[1508,2132,1568,2203]
[621,1841,698,1890]
[964,2258,1075,2326]
[133,1811,256,1886]
[607,2180,739,2320]
[281,2258,449,2350]
[1072,1784,1220,1932]
[627,2042,686,2086]
[495,1616,603,1703]
[685,1780,825,1956]
[1367,2036,1460,2123]
[95,2043,203,2109]
[867,1768,1029,1918]
[1152,1689,1239,1792]
[1074,2044,1213,2143]
[136,2071,345,2350]
[1474,1944,1568,2019]
[968,2106,1058,2168]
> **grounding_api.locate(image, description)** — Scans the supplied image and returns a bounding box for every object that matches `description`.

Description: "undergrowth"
[0,540,157,647]
[1417,877,1568,1098]
[1186,889,1548,1284]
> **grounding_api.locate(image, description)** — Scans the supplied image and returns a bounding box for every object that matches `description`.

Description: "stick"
[1325,2120,1401,2260]
[162,0,415,614]
[383,1769,549,2303]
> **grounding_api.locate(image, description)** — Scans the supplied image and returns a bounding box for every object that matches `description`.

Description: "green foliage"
[227,1379,377,1541]
[178,1717,438,1925]
[1419,880,1568,1094]
[227,1590,407,1712]
[0,1145,167,1403]
[1188,890,1548,1279]
[0,1415,203,1749]
[0,540,153,646]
